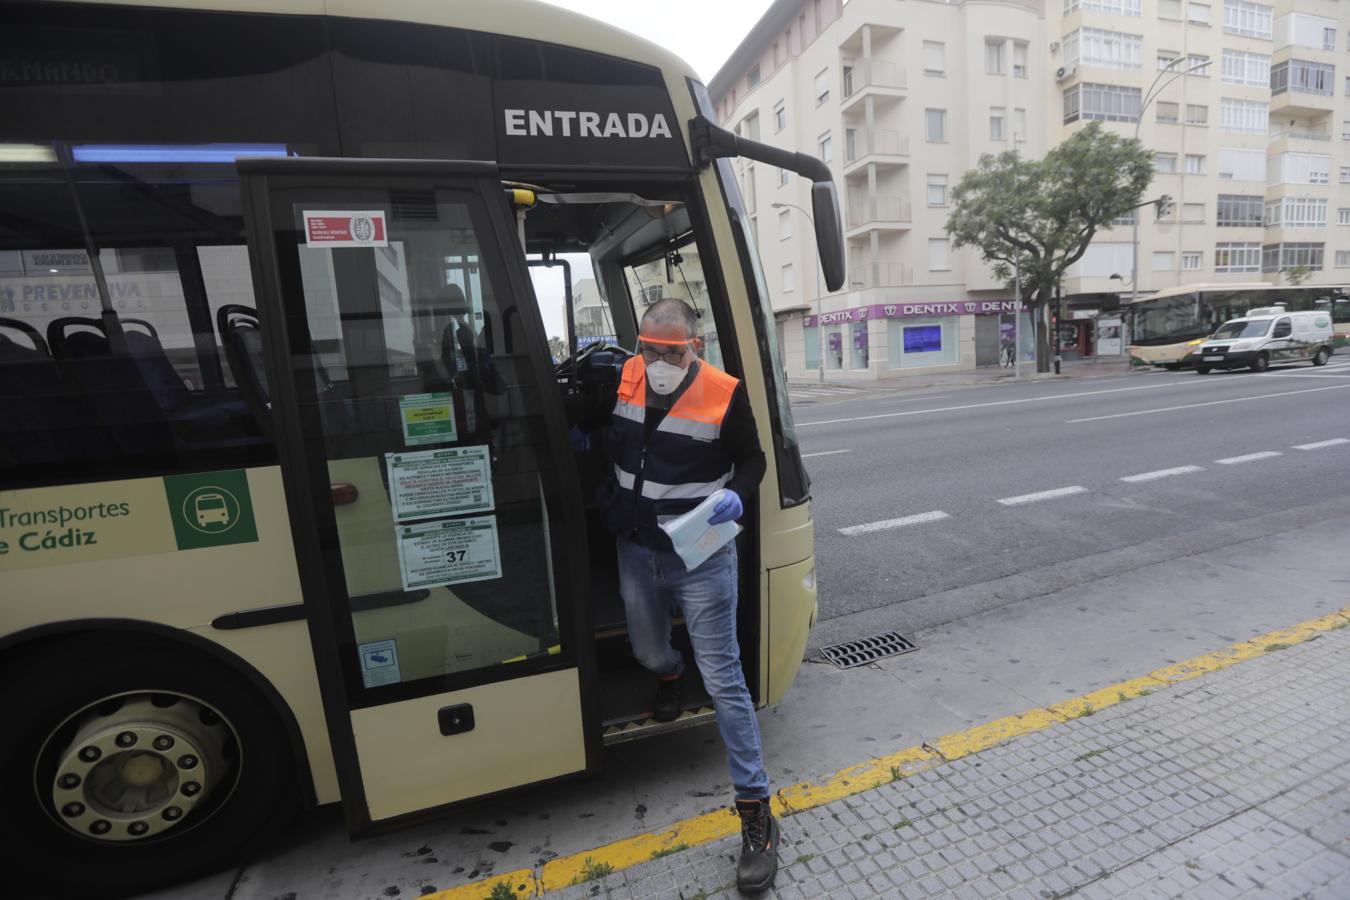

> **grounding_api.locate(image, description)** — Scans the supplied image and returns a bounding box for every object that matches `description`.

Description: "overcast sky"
[526,1,774,344]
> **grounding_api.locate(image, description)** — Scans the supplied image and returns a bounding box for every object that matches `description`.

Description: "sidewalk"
[542,617,1350,899]
[789,358,1139,397]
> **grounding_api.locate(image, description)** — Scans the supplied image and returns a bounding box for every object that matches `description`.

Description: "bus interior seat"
[0,318,113,465]
[119,318,253,434]
[216,304,274,439]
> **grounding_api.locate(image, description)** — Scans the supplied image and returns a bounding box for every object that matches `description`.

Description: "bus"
[0,1,847,894]
[1126,283,1350,369]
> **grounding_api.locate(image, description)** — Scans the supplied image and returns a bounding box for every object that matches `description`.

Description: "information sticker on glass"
[395,515,502,590]
[385,445,494,522]
[357,639,401,688]
[399,392,457,446]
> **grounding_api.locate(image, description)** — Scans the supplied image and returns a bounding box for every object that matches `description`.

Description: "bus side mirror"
[689,115,846,292]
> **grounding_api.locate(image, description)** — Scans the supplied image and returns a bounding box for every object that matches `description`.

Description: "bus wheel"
[1250,353,1270,373]
[0,635,299,898]
[1312,348,1330,367]
[1194,366,1211,375]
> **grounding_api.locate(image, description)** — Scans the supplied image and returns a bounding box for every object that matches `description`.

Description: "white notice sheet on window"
[395,516,502,590]
[385,445,494,522]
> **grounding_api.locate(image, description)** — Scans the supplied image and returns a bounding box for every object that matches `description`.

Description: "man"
[595,297,779,895]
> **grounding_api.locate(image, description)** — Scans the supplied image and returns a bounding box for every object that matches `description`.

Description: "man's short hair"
[641,298,699,340]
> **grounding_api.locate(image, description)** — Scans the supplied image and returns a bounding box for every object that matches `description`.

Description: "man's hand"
[707,489,743,525]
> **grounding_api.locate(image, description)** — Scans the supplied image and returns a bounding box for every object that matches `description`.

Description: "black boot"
[735,798,780,895]
[652,670,683,722]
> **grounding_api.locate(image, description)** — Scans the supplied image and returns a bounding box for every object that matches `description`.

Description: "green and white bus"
[0,1,847,894]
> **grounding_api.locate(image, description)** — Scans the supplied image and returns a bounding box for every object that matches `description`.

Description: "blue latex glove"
[707,489,743,525]
[569,426,591,452]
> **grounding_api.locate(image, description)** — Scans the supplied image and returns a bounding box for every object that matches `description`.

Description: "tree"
[946,122,1154,372]
[1284,265,1312,287]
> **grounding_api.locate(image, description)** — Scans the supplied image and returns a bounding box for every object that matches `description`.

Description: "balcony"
[847,262,913,289]
[841,59,907,114]
[1267,121,1332,155]
[842,128,910,177]
[845,195,912,235]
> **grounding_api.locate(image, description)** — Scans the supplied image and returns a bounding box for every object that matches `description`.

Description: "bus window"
[623,239,724,368]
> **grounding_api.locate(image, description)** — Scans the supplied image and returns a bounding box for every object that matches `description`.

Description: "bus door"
[237,158,599,831]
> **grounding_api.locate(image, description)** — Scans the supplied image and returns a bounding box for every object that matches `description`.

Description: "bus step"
[602,706,716,745]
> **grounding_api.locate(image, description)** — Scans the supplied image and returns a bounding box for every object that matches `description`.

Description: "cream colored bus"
[0,1,846,895]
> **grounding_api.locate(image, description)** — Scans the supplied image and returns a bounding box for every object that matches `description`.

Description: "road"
[795,360,1350,623]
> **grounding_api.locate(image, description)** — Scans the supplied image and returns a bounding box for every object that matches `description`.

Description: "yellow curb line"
[428,605,1350,899]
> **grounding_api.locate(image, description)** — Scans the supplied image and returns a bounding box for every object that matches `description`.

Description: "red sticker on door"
[303,210,388,248]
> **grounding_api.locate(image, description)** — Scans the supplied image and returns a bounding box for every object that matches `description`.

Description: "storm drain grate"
[820,631,917,669]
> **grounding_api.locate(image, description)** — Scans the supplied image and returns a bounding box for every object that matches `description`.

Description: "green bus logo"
[163,470,258,550]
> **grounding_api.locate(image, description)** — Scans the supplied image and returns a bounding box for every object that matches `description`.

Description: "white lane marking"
[1215,451,1282,465]
[802,449,853,459]
[1292,438,1350,450]
[1065,383,1350,424]
[1120,465,1205,483]
[838,510,951,536]
[798,378,1239,428]
[997,486,1089,506]
[1250,373,1350,379]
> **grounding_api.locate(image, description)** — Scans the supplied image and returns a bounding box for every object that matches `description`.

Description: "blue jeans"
[617,536,769,800]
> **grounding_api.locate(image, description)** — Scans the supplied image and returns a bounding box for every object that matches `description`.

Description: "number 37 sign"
[394,516,502,590]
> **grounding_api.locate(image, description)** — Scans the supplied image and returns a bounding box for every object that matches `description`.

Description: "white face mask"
[646,360,687,395]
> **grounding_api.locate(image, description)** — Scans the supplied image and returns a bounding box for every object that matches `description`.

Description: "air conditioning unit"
[1055,65,1076,82]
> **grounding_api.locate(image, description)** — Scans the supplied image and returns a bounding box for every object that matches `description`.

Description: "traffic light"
[1154,194,1174,220]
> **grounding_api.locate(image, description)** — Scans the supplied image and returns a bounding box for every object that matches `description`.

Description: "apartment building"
[709,0,1350,380]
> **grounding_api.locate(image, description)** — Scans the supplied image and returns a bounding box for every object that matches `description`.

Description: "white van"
[1193,308,1336,373]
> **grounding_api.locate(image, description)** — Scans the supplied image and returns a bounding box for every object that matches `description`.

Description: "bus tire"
[0,634,299,899]
[1194,366,1211,375]
[1250,352,1270,373]
[1312,348,1330,367]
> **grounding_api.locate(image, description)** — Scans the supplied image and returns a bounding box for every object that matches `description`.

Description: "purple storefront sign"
[803,299,1025,328]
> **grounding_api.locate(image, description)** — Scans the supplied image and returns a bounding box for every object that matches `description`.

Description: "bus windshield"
[1213,320,1271,339]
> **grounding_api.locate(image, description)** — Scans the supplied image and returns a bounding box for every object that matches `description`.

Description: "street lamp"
[771,201,826,385]
[1128,56,1213,316]
[1012,134,1026,378]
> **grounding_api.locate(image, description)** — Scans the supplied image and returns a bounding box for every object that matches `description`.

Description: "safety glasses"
[636,336,695,365]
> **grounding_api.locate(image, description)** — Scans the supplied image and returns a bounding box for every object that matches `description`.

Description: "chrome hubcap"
[46,694,233,842]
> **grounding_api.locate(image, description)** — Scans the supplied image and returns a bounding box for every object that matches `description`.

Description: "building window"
[1262,242,1324,272]
[1064,0,1141,15]
[923,41,945,76]
[1014,108,1027,140]
[1185,154,1206,175]
[986,39,1005,75]
[1336,250,1350,268]
[1343,121,1350,140]
[1062,28,1143,71]
[1186,104,1208,126]
[889,318,959,368]
[1188,2,1210,25]
[1220,98,1268,134]
[1271,60,1335,96]
[782,262,796,292]
[1186,54,1211,76]
[778,208,791,240]
[1159,0,1181,20]
[1342,166,1350,184]
[926,108,947,142]
[814,68,830,105]
[1264,197,1327,228]
[1339,208,1350,226]
[1268,152,1332,185]
[928,238,951,271]
[1066,241,1135,278]
[1158,52,1180,72]
[1221,49,1271,86]
[1063,83,1142,124]
[1183,202,1205,223]
[1215,242,1262,272]
[1152,251,1175,271]
[1155,152,1178,173]
[990,107,1006,140]
[741,112,761,141]
[849,321,869,370]
[804,323,820,370]
[1156,102,1179,124]
[773,102,786,132]
[1223,0,1273,40]
[747,64,761,89]
[1013,42,1028,78]
[1217,194,1263,226]
[1182,251,1203,270]
[818,132,833,163]
[778,167,790,187]
[1275,12,1338,51]
[927,174,948,207]
[1110,209,1138,227]
[1218,146,1264,181]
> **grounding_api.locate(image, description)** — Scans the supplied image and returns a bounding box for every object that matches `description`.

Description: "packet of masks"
[659,489,741,571]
